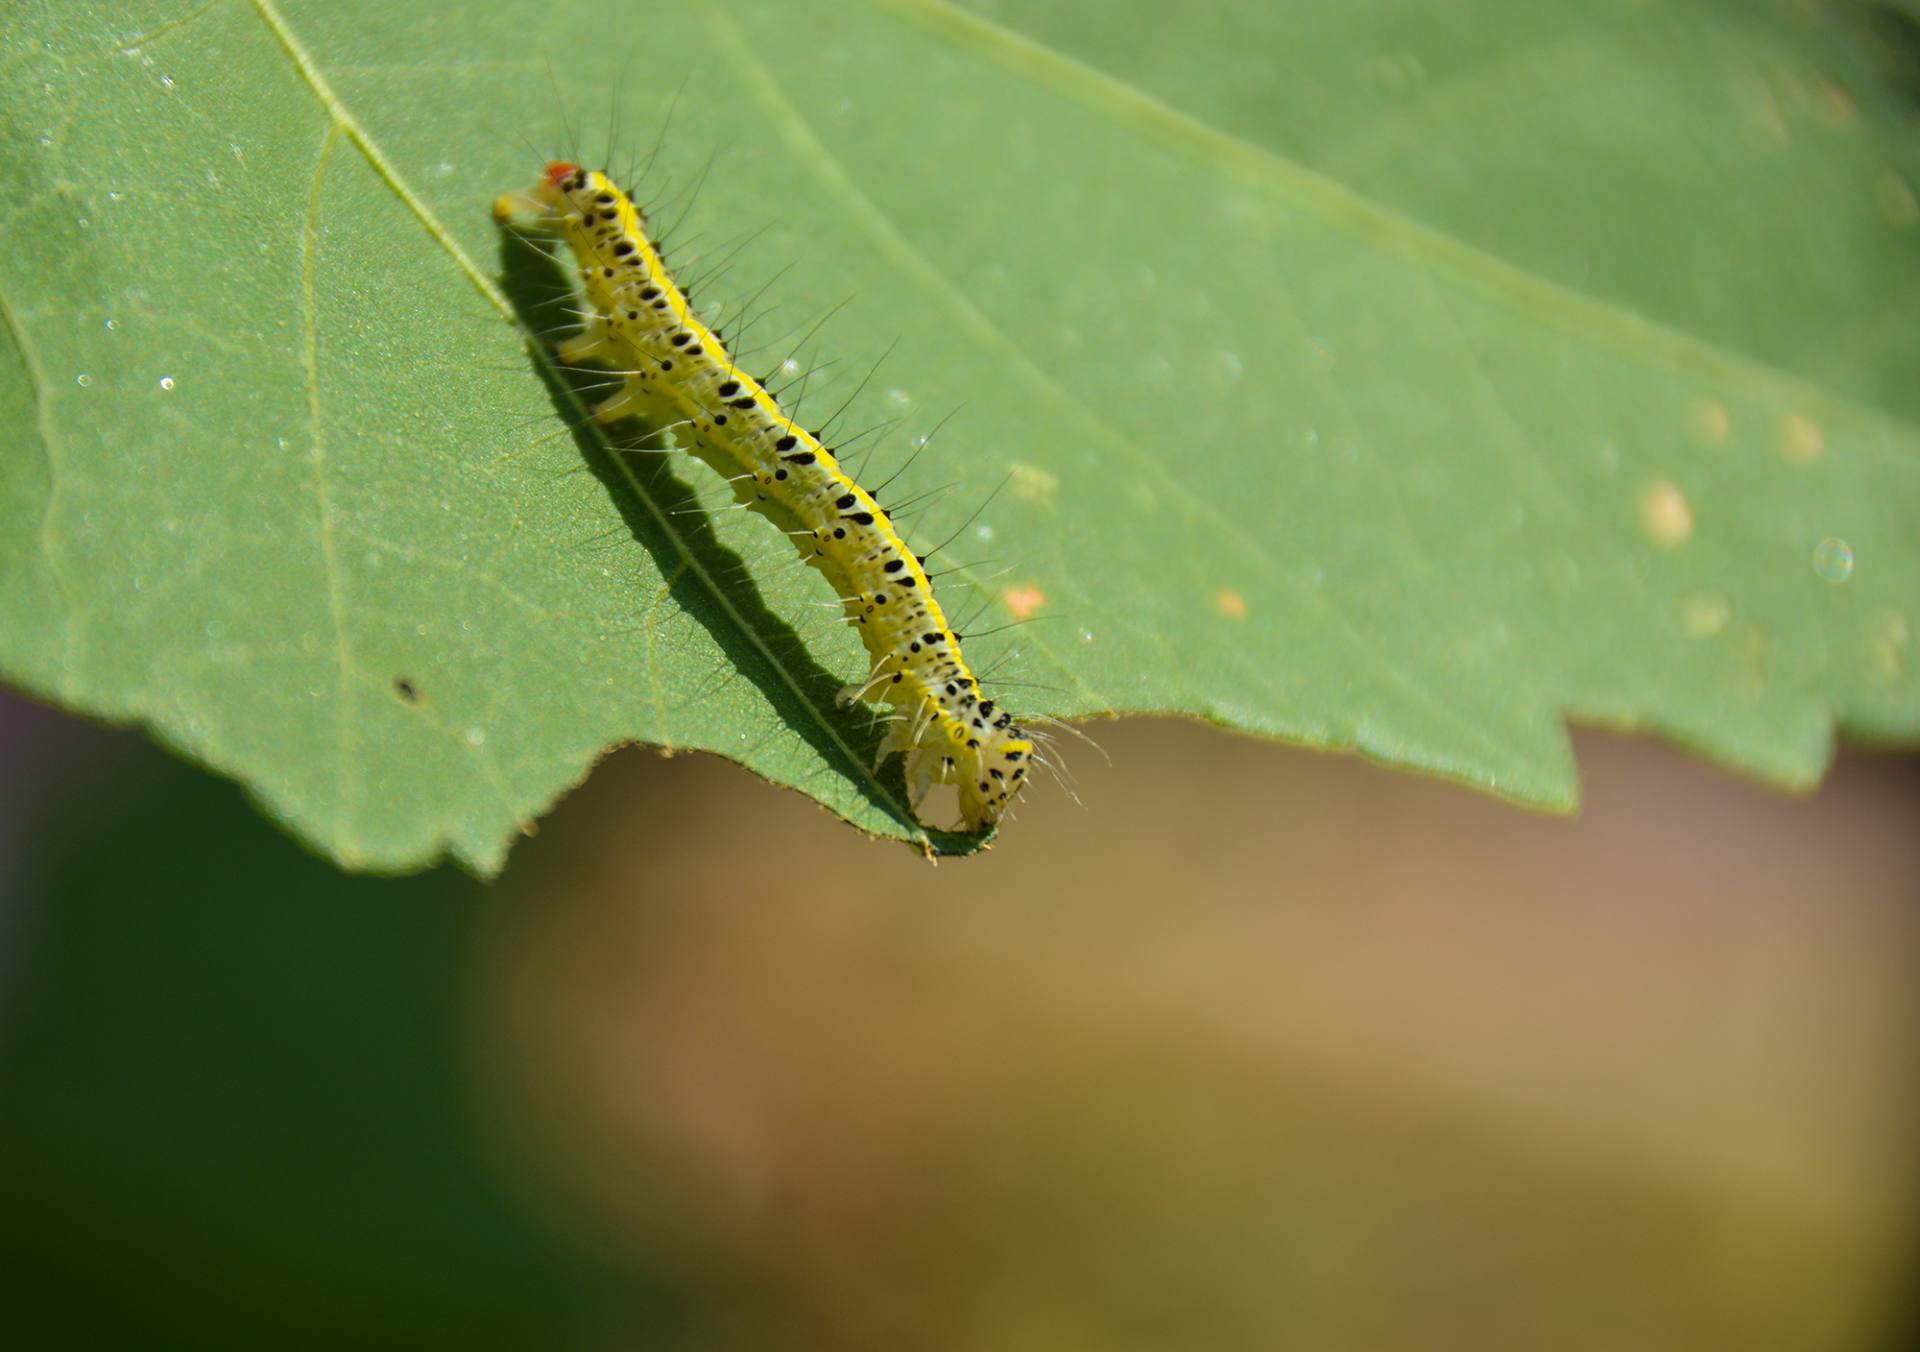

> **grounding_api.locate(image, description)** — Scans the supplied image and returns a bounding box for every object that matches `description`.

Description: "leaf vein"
[0,282,80,699]
[299,121,360,861]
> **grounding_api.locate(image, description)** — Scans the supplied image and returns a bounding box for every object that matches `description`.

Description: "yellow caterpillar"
[496,162,1034,834]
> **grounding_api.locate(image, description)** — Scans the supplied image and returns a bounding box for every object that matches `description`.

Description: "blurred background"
[1,686,1914,1351]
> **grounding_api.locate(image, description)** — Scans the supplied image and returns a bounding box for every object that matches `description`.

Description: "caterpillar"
[495,161,1035,835]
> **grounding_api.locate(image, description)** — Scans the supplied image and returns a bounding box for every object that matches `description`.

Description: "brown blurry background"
[1,689,1916,1351]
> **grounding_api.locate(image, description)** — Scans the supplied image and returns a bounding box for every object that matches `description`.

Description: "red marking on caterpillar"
[496,162,1036,834]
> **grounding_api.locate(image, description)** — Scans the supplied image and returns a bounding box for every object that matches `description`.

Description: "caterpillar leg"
[557,317,613,365]
[590,376,648,424]
[879,698,940,778]
[836,656,902,710]
[872,710,917,763]
[898,744,939,811]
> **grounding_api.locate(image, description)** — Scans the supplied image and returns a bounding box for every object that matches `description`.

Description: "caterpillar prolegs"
[495,162,1035,834]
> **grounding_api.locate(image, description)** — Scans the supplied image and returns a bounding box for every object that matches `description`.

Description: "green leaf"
[3,0,1917,873]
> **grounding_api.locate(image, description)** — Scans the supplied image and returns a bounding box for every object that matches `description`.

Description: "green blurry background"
[2,685,1915,1351]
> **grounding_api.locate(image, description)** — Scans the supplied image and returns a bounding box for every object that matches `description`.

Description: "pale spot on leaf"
[1009,462,1059,508]
[1873,610,1909,679]
[1002,585,1047,621]
[1775,412,1823,465]
[1679,593,1731,639]
[1639,479,1694,548]
[1212,588,1248,620]
[1686,398,1730,446]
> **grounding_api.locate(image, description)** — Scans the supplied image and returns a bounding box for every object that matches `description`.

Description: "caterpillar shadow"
[494,233,986,858]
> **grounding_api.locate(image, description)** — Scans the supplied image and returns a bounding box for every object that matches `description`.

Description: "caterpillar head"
[934,721,1036,834]
[890,713,1034,835]
[958,724,1035,833]
[492,160,587,225]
